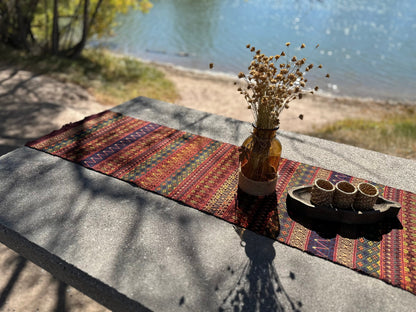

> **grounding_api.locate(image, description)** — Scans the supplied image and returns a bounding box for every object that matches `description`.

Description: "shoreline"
[144,58,413,134]
[152,59,414,105]
[118,51,416,107]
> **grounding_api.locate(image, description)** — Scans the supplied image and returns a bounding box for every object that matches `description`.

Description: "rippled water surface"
[99,0,416,102]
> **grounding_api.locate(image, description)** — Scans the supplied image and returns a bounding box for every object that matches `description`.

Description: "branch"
[89,0,104,33]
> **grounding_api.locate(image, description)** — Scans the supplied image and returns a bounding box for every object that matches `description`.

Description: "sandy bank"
[151,62,412,134]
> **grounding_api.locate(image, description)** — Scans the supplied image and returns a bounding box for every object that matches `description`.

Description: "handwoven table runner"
[26,110,416,295]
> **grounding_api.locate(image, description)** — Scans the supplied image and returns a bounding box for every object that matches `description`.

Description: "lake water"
[98,0,416,103]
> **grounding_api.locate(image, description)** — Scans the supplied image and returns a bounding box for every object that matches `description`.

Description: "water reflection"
[169,0,222,56]
[101,0,416,102]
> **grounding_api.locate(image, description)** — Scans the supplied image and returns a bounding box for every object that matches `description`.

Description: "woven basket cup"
[354,182,379,211]
[310,179,335,206]
[333,181,357,210]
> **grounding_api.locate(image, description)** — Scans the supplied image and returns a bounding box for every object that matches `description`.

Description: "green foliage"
[394,121,416,139]
[76,49,178,106]
[1,0,152,56]
[0,0,39,49]
[32,0,152,41]
[309,109,416,159]
[0,44,178,105]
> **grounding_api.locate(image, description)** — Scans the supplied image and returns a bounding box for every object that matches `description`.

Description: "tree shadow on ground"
[0,68,104,157]
[0,68,110,310]
[0,254,27,309]
[0,249,69,311]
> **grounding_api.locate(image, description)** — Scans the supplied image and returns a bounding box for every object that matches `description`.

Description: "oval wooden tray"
[286,185,401,225]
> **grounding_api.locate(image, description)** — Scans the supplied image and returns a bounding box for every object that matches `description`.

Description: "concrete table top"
[0,96,415,311]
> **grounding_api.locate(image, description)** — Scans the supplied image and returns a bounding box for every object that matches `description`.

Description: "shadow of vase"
[218,227,302,312]
[234,188,280,240]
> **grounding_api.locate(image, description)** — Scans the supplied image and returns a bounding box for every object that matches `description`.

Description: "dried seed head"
[301,43,306,49]
[209,63,214,69]
[318,64,323,68]
[237,43,326,129]
[326,73,330,78]
[246,44,251,49]
[299,114,304,120]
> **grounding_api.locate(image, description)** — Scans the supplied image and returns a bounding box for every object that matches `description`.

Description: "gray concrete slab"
[0,96,415,311]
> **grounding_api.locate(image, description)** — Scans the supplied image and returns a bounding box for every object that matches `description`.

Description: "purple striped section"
[81,123,161,167]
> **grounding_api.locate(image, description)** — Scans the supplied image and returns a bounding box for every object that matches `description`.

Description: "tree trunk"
[9,0,39,50]
[68,0,89,58]
[43,0,49,50]
[51,0,59,54]
[89,0,104,28]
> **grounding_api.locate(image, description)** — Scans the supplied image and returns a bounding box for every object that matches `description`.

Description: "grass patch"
[308,107,416,159]
[0,44,178,106]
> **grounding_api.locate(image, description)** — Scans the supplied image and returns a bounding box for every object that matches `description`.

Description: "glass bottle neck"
[252,126,278,139]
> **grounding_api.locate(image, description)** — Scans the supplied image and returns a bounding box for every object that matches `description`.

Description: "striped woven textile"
[26,110,416,295]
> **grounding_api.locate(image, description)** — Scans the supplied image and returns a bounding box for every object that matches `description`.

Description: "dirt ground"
[0,65,409,311]
[154,63,402,133]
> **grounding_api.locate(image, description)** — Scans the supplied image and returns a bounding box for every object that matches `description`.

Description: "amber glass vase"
[238,126,282,196]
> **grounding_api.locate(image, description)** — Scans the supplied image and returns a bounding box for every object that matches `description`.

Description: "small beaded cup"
[333,181,357,210]
[310,179,335,206]
[354,182,379,211]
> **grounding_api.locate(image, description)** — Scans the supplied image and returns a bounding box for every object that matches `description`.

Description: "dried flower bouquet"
[237,42,329,129]
[237,43,329,187]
